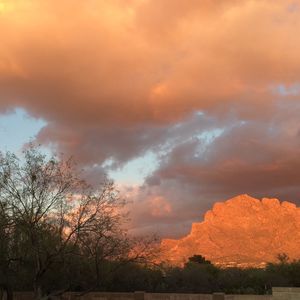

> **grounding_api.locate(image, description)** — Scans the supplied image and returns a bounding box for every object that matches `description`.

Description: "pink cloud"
[1,0,300,237]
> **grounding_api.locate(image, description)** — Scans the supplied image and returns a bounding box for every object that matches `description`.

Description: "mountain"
[160,194,300,268]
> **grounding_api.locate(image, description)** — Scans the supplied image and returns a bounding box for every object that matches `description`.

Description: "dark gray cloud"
[128,101,300,237]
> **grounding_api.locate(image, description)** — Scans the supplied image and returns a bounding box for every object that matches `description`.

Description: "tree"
[183,255,218,293]
[0,200,14,300]
[0,146,126,300]
[77,230,160,292]
[186,255,211,265]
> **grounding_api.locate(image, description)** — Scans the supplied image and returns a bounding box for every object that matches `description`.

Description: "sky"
[1,0,300,238]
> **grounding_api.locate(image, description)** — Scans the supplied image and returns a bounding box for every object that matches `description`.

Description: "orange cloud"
[1,0,300,237]
[0,0,299,123]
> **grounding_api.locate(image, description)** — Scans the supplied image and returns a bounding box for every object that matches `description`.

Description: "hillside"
[161,194,300,267]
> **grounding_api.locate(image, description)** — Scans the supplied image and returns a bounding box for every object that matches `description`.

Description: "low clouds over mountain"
[1,0,300,236]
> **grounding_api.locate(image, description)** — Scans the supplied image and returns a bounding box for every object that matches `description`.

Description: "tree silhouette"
[187,255,211,265]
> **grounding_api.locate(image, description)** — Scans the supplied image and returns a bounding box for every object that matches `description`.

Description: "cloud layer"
[1,0,300,236]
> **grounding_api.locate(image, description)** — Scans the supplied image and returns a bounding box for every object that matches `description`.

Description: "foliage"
[186,255,212,266]
[0,146,157,299]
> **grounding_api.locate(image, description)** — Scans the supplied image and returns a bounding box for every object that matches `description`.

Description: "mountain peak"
[161,195,300,267]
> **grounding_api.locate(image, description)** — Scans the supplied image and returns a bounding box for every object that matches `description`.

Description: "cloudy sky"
[1,0,300,237]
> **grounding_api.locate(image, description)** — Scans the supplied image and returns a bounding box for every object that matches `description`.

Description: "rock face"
[161,194,300,268]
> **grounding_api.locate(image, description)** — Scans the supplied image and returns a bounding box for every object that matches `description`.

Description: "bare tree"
[0,200,14,300]
[0,146,126,300]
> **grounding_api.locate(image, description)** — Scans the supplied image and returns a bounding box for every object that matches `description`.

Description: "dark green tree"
[186,255,211,265]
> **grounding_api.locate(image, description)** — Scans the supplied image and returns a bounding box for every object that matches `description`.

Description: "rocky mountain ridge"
[161,194,300,267]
